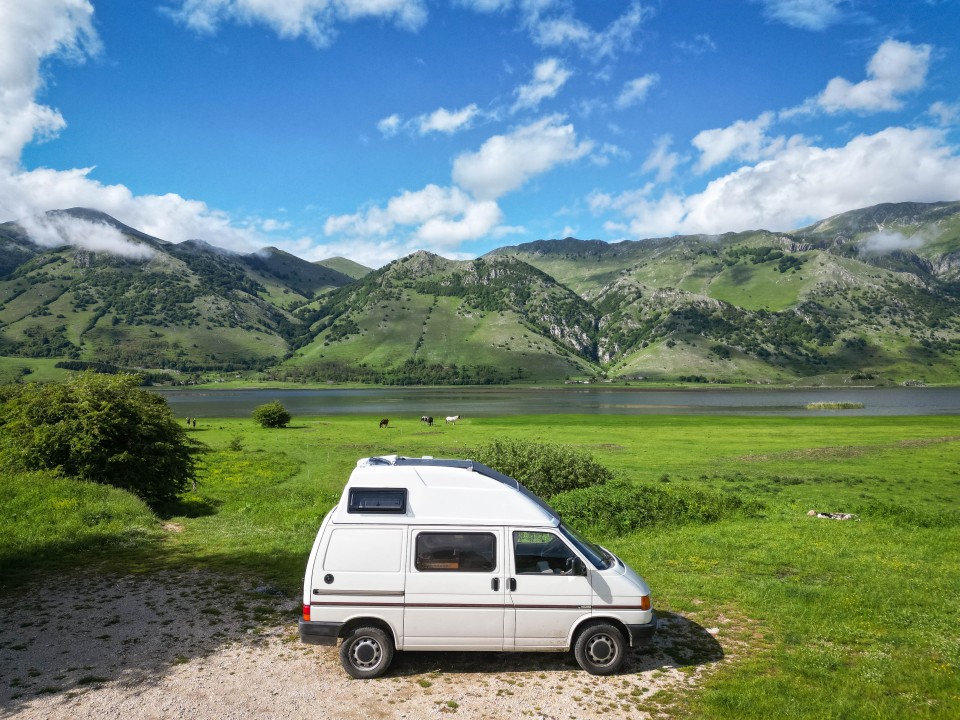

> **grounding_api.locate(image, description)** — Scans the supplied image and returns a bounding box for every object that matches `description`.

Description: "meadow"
[2,412,958,718]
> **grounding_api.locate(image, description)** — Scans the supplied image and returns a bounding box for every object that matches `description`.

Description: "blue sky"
[2,1,960,267]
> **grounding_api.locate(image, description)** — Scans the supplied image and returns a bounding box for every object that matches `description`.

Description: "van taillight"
[302,603,310,621]
[640,595,651,611]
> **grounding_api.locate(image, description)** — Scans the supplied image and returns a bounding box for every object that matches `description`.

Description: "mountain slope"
[1,202,958,384]
[0,209,352,371]
[279,251,598,382]
[492,202,960,383]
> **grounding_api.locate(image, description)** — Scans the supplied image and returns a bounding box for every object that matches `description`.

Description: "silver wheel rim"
[585,633,618,667]
[350,637,383,670]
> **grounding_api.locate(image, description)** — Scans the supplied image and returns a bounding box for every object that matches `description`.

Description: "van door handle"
[509,578,517,592]
[491,578,500,591]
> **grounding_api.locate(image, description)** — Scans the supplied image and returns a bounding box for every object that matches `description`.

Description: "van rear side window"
[347,488,407,513]
[415,532,496,572]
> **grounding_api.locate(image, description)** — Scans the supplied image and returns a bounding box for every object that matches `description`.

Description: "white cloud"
[416,200,503,245]
[520,0,652,60]
[259,218,291,232]
[756,0,842,30]
[692,112,791,172]
[512,58,571,112]
[674,33,716,55]
[598,126,960,238]
[817,39,933,113]
[17,213,155,259]
[452,114,593,200]
[165,0,428,46]
[0,165,264,251]
[455,0,512,13]
[615,73,659,110]
[859,230,924,255]
[417,104,480,134]
[0,0,99,166]
[377,113,402,136]
[590,142,629,167]
[929,101,959,127]
[641,135,684,182]
[379,105,481,137]
[324,184,503,248]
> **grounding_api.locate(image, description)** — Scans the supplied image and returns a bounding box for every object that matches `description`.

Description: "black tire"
[339,626,394,679]
[574,623,627,675]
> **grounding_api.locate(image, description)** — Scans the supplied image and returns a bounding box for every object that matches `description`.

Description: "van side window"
[415,532,496,572]
[513,531,577,574]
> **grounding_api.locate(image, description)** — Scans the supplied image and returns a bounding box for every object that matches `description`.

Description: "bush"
[0,372,196,505]
[550,482,763,535]
[853,500,960,528]
[252,401,291,428]
[473,439,612,499]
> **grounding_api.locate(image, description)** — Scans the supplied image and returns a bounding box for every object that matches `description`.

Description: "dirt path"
[0,570,732,719]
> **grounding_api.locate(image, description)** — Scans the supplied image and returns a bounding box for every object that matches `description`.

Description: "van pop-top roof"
[330,455,560,527]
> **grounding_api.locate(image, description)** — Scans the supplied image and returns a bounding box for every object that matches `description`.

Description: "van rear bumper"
[626,619,657,648]
[299,620,343,646]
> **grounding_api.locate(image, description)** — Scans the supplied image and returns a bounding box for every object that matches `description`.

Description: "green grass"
[0,472,161,583]
[707,258,814,311]
[1,412,958,717]
[0,357,72,384]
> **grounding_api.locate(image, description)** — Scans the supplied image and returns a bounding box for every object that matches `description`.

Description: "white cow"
[445,415,460,424]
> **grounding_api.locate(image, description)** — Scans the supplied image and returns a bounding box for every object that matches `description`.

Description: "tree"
[0,372,196,504]
[252,400,291,428]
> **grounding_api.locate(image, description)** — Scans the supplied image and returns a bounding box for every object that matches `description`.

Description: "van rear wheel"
[574,623,626,675]
[339,626,394,679]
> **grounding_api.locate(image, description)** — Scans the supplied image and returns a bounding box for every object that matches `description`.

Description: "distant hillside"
[0,209,353,372]
[1,202,959,385]
[491,201,960,384]
[316,256,372,280]
[278,251,598,383]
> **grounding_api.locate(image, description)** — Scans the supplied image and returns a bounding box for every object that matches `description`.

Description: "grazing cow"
[423,416,434,427]
[445,415,460,425]
[379,418,389,429]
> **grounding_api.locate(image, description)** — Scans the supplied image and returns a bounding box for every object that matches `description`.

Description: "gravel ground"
[0,570,732,719]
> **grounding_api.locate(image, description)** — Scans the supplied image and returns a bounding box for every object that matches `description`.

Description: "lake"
[155,385,960,418]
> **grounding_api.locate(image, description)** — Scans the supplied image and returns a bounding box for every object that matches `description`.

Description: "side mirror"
[572,558,587,576]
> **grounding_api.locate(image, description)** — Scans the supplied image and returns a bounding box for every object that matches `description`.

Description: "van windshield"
[558,523,613,570]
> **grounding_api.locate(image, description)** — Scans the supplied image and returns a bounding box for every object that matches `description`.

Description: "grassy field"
[2,412,958,718]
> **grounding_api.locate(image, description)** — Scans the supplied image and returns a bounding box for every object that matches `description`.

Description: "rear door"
[508,528,592,650]
[403,527,507,650]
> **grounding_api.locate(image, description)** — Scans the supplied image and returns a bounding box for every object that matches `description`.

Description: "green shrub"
[473,438,612,499]
[0,372,196,505]
[853,500,960,528]
[551,482,764,535]
[252,401,291,428]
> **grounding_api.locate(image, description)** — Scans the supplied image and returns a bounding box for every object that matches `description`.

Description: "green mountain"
[0,208,353,372]
[1,202,959,384]
[490,201,960,384]
[279,251,598,383]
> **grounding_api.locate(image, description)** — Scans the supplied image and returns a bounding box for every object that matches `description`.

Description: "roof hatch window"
[347,488,407,514]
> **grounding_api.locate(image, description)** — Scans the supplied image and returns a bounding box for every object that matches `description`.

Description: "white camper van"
[299,456,656,678]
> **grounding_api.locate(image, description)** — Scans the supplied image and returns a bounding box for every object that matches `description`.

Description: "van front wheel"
[574,623,626,675]
[339,626,394,679]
